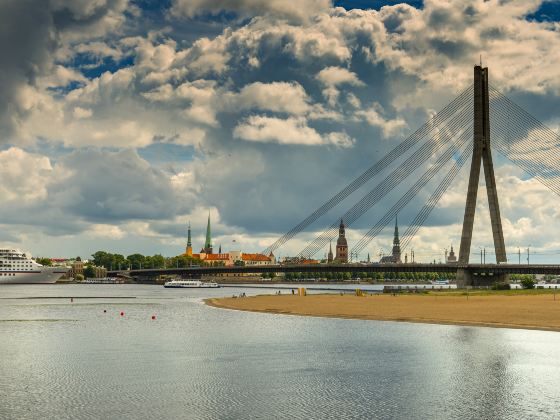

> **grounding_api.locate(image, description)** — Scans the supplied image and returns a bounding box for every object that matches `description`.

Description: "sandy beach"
[206,292,560,332]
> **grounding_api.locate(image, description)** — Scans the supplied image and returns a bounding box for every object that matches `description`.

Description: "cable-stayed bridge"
[112,65,560,286]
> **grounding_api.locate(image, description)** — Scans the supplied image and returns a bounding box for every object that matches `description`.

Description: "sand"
[206,293,560,332]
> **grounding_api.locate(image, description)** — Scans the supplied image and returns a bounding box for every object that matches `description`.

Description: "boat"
[163,279,220,288]
[0,248,68,284]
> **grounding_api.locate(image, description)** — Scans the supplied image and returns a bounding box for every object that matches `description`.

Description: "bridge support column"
[457,269,509,288]
[456,269,472,288]
[457,65,508,286]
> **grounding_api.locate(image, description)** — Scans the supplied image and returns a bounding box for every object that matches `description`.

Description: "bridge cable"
[261,85,474,255]
[399,136,473,253]
[297,105,473,258]
[488,87,560,198]
[352,125,473,256]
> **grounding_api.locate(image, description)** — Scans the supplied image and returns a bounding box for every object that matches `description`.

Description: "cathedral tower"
[391,216,401,263]
[335,219,348,263]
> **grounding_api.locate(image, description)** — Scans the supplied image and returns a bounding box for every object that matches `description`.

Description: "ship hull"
[0,268,67,284]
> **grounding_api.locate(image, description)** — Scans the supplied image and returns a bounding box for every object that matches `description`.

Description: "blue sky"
[1,0,560,263]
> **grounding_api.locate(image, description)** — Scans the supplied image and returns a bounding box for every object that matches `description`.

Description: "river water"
[1,284,559,419]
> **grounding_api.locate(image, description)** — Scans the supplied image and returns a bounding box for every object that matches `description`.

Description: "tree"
[36,257,52,266]
[127,253,146,269]
[521,277,535,289]
[84,264,96,279]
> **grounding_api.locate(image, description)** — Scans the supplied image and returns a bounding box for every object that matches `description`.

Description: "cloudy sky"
[1,0,560,263]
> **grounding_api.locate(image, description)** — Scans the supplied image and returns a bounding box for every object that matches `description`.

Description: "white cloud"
[234,82,310,114]
[354,105,407,137]
[0,148,52,202]
[87,224,126,239]
[316,66,365,87]
[233,115,353,147]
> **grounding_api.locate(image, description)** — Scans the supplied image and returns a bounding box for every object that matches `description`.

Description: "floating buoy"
[151,315,156,320]
[103,310,107,313]
[120,311,124,316]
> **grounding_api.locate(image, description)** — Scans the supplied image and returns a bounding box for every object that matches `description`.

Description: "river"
[1,284,559,419]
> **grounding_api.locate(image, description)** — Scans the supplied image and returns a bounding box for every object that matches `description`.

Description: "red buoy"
[151,315,156,320]
[120,311,124,316]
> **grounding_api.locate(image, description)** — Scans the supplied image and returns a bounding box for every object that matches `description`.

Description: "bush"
[491,282,511,290]
[521,278,535,289]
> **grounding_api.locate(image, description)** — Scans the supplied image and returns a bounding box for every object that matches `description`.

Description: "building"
[327,241,333,263]
[446,245,458,264]
[380,218,402,264]
[69,256,84,278]
[335,219,348,263]
[183,211,276,267]
[93,266,108,278]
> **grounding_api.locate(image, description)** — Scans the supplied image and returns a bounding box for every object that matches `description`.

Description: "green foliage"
[36,257,52,266]
[84,264,96,279]
[75,274,84,281]
[92,251,128,270]
[521,278,535,289]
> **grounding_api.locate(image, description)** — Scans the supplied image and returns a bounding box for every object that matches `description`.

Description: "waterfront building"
[335,219,348,263]
[69,257,84,278]
[380,218,402,264]
[183,212,275,266]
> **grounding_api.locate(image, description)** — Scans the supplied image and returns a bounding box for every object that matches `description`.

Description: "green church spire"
[204,212,212,252]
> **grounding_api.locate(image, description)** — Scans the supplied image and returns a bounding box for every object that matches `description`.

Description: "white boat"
[0,248,67,284]
[163,280,220,288]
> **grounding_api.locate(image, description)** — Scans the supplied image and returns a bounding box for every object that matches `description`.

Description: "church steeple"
[328,241,333,263]
[391,216,401,263]
[335,218,348,263]
[186,222,193,257]
[204,212,213,254]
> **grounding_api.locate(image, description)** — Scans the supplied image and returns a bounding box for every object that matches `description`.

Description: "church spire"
[394,215,399,243]
[204,211,213,254]
[328,240,333,263]
[392,216,401,263]
[186,221,193,257]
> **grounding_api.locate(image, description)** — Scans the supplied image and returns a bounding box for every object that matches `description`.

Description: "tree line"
[91,251,204,270]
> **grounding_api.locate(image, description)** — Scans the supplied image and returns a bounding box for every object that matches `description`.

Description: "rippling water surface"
[1,284,560,419]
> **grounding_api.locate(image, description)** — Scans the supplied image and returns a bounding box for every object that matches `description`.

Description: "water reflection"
[1,285,559,419]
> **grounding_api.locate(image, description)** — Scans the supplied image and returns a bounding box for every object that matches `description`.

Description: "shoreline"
[206,293,560,332]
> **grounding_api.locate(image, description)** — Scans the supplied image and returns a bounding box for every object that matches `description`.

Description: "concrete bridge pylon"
[457,65,508,287]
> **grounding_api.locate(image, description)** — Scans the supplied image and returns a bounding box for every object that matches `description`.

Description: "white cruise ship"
[0,248,67,284]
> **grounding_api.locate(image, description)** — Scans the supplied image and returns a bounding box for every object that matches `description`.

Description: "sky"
[1,0,560,263]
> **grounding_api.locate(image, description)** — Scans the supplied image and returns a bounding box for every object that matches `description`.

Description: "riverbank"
[206,291,560,332]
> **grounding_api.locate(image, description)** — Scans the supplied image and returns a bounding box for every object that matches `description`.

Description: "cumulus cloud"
[233,116,353,147]
[354,105,407,137]
[3,0,560,260]
[0,148,53,202]
[170,0,331,22]
[0,0,130,143]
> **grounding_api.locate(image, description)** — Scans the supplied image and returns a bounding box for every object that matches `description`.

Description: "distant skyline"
[1,1,560,263]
